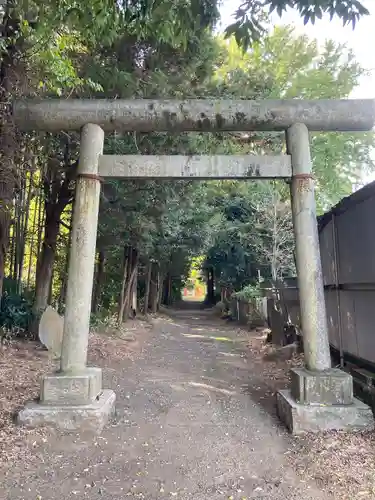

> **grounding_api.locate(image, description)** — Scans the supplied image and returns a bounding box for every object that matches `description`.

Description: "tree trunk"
[33,207,61,316]
[14,172,25,288]
[150,262,159,313]
[0,18,18,299]
[118,246,139,323]
[206,267,215,304]
[58,268,65,314]
[162,272,173,306]
[0,7,24,302]
[26,187,38,288]
[13,189,21,282]
[168,273,172,304]
[17,173,32,293]
[123,249,138,321]
[32,152,76,326]
[132,262,138,313]
[8,217,15,280]
[162,273,168,305]
[118,246,130,324]
[143,261,152,315]
[36,182,45,261]
[0,190,13,301]
[120,263,137,323]
[48,266,54,305]
[157,271,163,309]
[92,250,105,314]
[59,205,73,312]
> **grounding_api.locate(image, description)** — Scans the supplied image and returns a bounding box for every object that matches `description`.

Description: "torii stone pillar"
[276,123,373,434]
[287,123,332,372]
[18,124,116,432]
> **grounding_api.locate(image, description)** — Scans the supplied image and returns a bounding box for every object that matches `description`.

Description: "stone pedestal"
[277,368,373,434]
[290,367,353,405]
[18,367,116,432]
[41,367,103,405]
[18,389,116,433]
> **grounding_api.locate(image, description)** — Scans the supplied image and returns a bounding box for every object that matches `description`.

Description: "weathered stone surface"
[38,306,64,358]
[99,154,292,179]
[277,390,373,435]
[60,123,104,373]
[288,123,331,372]
[41,367,102,405]
[290,367,353,405]
[18,389,116,433]
[14,98,375,132]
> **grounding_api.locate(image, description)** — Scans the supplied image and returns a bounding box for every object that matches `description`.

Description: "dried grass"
[289,430,375,499]
[0,342,52,467]
[88,319,151,364]
[0,319,150,468]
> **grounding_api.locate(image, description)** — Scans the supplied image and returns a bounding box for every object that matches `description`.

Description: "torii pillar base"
[18,367,116,433]
[277,368,373,435]
[18,388,116,433]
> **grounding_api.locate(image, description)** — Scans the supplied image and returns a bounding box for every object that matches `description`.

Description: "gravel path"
[0,309,331,499]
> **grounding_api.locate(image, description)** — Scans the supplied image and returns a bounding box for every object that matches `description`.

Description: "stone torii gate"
[15,99,375,434]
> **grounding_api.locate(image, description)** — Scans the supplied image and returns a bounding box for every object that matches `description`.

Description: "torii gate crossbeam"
[13,98,375,132]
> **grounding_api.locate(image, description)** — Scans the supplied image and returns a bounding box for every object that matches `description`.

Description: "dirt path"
[0,309,331,500]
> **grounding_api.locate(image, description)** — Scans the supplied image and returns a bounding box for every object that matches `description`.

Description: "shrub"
[0,278,34,341]
[233,283,261,301]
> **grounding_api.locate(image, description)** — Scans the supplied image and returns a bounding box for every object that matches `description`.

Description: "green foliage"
[226,0,369,48]
[90,310,112,329]
[233,283,262,301]
[0,291,34,336]
[213,28,374,209]
[199,26,374,295]
[0,280,34,338]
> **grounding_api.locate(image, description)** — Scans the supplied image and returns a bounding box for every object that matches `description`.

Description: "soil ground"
[0,308,374,499]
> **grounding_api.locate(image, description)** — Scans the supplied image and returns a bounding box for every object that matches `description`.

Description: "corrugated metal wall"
[273,181,375,364]
[320,188,375,365]
[229,298,267,328]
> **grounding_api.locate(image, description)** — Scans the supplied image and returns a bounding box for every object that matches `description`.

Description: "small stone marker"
[38,306,64,359]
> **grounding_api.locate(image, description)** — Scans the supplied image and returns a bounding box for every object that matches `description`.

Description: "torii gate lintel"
[13,98,375,132]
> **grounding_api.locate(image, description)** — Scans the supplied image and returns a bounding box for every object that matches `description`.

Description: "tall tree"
[212,28,374,209]
[0,0,222,308]
[202,27,374,296]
